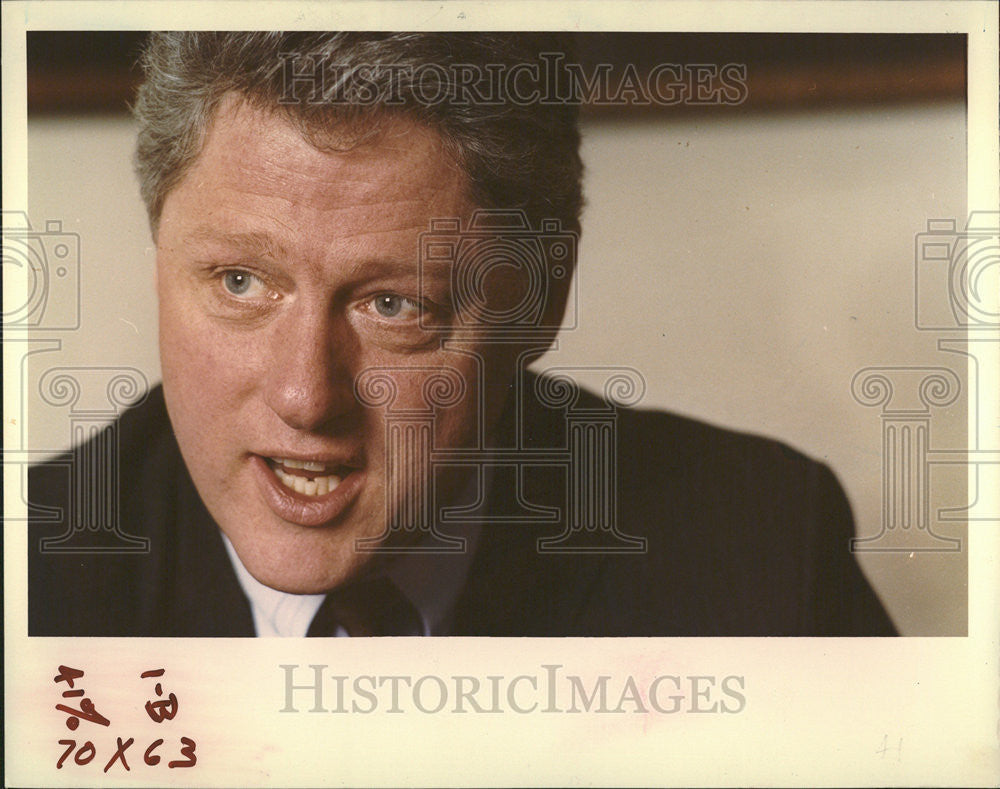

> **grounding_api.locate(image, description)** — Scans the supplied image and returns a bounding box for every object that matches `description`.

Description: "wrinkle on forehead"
[206,93,472,213]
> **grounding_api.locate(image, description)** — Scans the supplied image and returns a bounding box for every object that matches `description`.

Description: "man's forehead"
[157,94,478,251]
[182,227,288,257]
[198,93,467,201]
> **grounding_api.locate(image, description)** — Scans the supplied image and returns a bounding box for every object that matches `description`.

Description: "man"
[28,32,896,637]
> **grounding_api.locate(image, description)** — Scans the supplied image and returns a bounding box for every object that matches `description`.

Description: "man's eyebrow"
[182,226,453,280]
[184,227,288,258]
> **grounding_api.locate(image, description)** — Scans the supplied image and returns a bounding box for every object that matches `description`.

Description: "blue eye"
[375,295,401,316]
[223,270,256,296]
[373,294,420,319]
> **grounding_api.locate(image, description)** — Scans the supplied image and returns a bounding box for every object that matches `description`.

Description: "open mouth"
[251,453,367,527]
[267,457,354,497]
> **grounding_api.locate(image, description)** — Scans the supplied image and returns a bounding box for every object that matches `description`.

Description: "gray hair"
[132,32,583,237]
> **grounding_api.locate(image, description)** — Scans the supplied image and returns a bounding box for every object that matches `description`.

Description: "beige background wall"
[24,101,967,634]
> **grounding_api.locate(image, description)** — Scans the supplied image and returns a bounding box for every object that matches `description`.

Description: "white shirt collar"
[223,535,327,637]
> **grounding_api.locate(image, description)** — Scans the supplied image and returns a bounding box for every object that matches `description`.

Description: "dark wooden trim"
[26,31,965,115]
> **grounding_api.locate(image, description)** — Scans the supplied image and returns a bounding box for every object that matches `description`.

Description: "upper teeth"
[275,457,330,472]
[271,457,344,497]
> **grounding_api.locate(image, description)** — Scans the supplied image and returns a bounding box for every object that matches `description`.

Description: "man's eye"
[222,270,265,298]
[372,294,422,320]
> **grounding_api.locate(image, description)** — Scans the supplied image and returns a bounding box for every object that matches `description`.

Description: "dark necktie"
[306,576,423,637]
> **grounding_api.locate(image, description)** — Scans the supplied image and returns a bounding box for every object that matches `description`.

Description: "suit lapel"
[159,439,256,637]
[451,372,611,635]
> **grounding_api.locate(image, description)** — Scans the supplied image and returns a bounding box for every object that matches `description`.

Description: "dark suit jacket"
[28,378,897,636]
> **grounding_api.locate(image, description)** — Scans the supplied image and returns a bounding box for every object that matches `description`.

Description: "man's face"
[156,95,522,593]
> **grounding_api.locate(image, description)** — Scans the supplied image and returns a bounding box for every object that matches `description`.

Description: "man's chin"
[262,578,340,595]
[247,561,373,595]
[220,497,438,594]
[247,531,427,593]
[225,530,380,594]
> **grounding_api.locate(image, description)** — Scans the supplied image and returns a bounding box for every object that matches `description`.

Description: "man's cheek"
[162,308,258,387]
[160,321,255,448]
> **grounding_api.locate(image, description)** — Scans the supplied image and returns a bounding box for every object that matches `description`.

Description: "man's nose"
[263,308,359,432]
